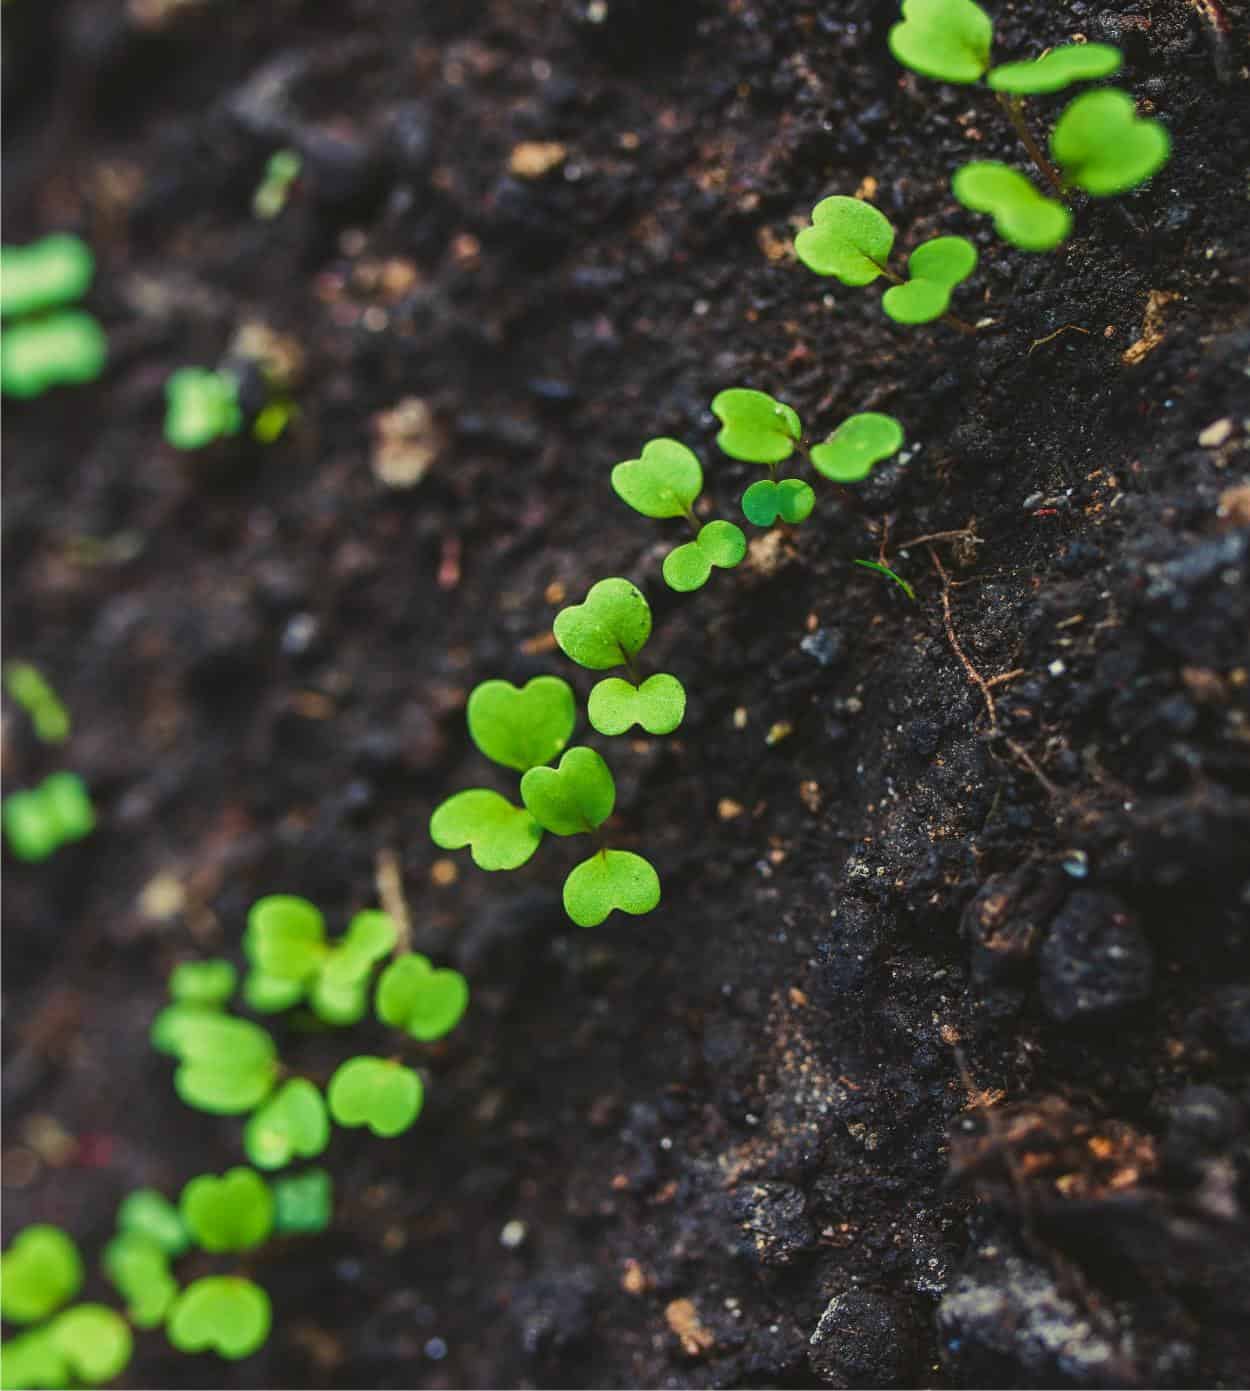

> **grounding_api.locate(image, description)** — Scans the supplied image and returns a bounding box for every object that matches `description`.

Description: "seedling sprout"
[4,663,70,743]
[0,1227,83,1325]
[375,955,470,1041]
[810,414,905,484]
[952,163,1072,251]
[163,367,243,451]
[272,1169,334,1235]
[854,559,918,601]
[327,1056,424,1137]
[244,1079,331,1171]
[166,1277,272,1360]
[3,772,95,863]
[179,1168,274,1252]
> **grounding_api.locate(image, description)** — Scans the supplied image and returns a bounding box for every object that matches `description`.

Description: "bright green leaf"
[102,1233,177,1329]
[952,162,1072,251]
[888,0,993,83]
[166,1277,271,1360]
[611,438,703,518]
[854,558,918,601]
[2,791,59,863]
[0,1327,68,1390]
[0,1228,82,1325]
[376,955,470,1042]
[429,788,543,871]
[1050,88,1170,196]
[587,673,686,737]
[0,313,107,400]
[272,1168,333,1235]
[308,975,368,1027]
[0,235,94,319]
[988,42,1121,94]
[244,1080,330,1171]
[520,747,615,837]
[40,774,94,843]
[320,910,397,987]
[741,478,815,526]
[553,578,651,671]
[169,959,237,1008]
[466,676,577,772]
[163,367,242,451]
[116,1190,189,1258]
[244,895,327,982]
[882,236,977,324]
[156,1011,278,1114]
[327,1057,423,1138]
[810,413,905,483]
[662,520,747,592]
[563,850,661,927]
[710,388,802,464]
[180,1168,274,1253]
[47,1306,131,1386]
[3,664,70,744]
[795,196,894,285]
[243,969,305,1014]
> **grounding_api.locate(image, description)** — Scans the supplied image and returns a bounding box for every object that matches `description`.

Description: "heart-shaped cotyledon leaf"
[308,975,369,1027]
[244,1079,330,1171]
[327,1057,424,1138]
[319,910,397,988]
[0,233,95,319]
[153,1010,279,1115]
[888,0,993,84]
[0,311,108,401]
[952,163,1072,252]
[117,1189,190,1258]
[741,478,815,527]
[662,520,747,593]
[0,1226,83,1324]
[103,1232,178,1329]
[466,675,577,772]
[710,389,802,465]
[587,673,687,737]
[0,1327,70,1390]
[1050,88,1170,197]
[242,969,304,1014]
[169,959,237,1009]
[429,788,543,871]
[520,747,615,837]
[987,41,1121,94]
[794,196,895,285]
[48,1304,133,1385]
[554,578,651,671]
[272,1168,333,1235]
[376,955,470,1042]
[563,850,661,927]
[166,1277,272,1360]
[810,413,905,484]
[611,438,703,518]
[244,895,327,983]
[881,236,978,325]
[179,1168,274,1253]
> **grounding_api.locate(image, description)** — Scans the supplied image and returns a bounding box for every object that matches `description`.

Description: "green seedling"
[741,478,815,526]
[180,1168,274,1253]
[169,958,237,1009]
[466,676,576,772]
[166,1277,271,1360]
[430,789,543,871]
[1050,88,1171,196]
[563,850,661,929]
[796,198,976,330]
[810,413,905,483]
[163,367,242,451]
[611,438,748,590]
[854,559,918,601]
[1,1326,69,1390]
[48,1305,132,1387]
[3,664,70,743]
[0,1227,82,1325]
[3,771,95,863]
[272,1169,333,1235]
[587,673,685,737]
[952,163,1072,251]
[0,236,95,319]
[253,150,302,220]
[151,1009,278,1114]
[710,389,802,465]
[0,312,107,399]
[376,955,469,1042]
[555,577,688,734]
[102,1233,178,1328]
[888,0,992,83]
[988,42,1122,94]
[244,1079,330,1171]
[663,520,747,592]
[327,1057,423,1138]
[116,1190,190,1258]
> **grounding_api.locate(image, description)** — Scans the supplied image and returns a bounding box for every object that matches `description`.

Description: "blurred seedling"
[163,367,243,451]
[888,0,1168,249]
[710,389,817,526]
[555,577,686,737]
[610,437,747,592]
[810,413,906,484]
[795,198,978,330]
[4,663,70,743]
[0,234,107,399]
[253,150,302,220]
[3,772,95,863]
[853,559,918,601]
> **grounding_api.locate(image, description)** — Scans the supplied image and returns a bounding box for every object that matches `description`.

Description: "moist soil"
[3,1,1250,1387]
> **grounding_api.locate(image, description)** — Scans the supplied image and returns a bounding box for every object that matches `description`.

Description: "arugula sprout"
[563,850,661,929]
[163,367,243,451]
[272,1168,333,1235]
[430,789,543,871]
[116,1190,190,1258]
[854,559,918,601]
[888,0,992,84]
[952,162,1072,251]
[244,1079,330,1171]
[0,1228,83,1325]
[555,577,688,734]
[3,772,95,863]
[0,313,108,400]
[253,150,302,220]
[663,520,747,592]
[741,478,815,526]
[3,663,70,743]
[169,959,237,1009]
[179,1168,274,1253]
[166,1277,271,1360]
[45,1306,132,1387]
[327,1056,424,1138]
[0,235,95,319]
[1050,88,1171,196]
[151,1009,278,1114]
[810,414,905,483]
[102,1233,178,1328]
[710,389,802,465]
[796,198,977,329]
[375,955,469,1042]
[587,673,686,738]
[988,42,1122,94]
[467,676,576,772]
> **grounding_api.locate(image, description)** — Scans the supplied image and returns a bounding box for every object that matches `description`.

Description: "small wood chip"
[665,1299,715,1356]
[509,141,567,178]
[1121,289,1179,365]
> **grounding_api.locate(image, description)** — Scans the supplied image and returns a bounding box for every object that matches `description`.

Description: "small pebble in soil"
[800,629,845,668]
[728,1181,815,1268]
[809,1288,918,1388]
[1039,890,1154,1022]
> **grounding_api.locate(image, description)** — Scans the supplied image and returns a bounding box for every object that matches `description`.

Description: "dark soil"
[4,0,1250,1387]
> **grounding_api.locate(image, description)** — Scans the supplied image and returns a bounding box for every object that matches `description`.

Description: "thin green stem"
[996,93,1067,200]
[680,502,701,534]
